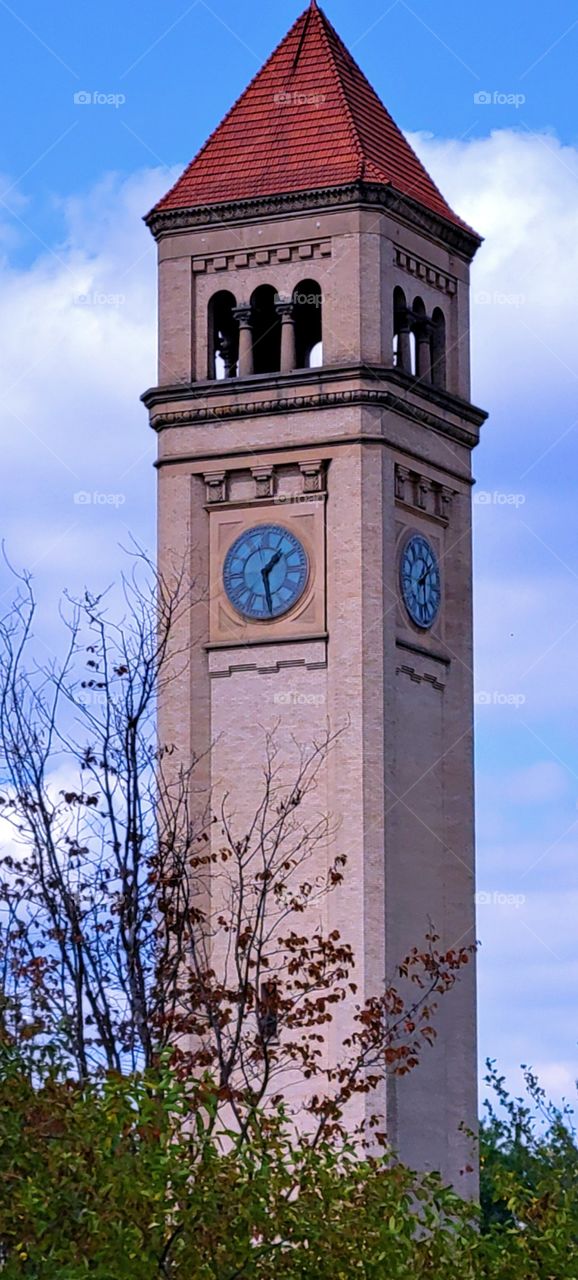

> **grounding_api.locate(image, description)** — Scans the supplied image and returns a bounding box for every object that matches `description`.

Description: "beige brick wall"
[151,195,481,1193]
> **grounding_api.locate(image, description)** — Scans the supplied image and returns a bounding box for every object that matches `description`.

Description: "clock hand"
[263,549,282,575]
[261,549,283,615]
[261,571,273,615]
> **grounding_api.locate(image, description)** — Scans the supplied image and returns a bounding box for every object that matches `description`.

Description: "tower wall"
[150,195,484,1192]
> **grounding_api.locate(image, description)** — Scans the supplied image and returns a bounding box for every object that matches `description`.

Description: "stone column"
[275,297,297,373]
[233,304,254,377]
[416,320,432,382]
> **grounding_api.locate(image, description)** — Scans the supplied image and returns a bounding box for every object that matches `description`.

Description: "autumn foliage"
[0,565,472,1146]
[6,565,573,1275]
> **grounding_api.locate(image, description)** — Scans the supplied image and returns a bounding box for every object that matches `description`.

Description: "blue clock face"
[223,524,309,621]
[400,534,441,629]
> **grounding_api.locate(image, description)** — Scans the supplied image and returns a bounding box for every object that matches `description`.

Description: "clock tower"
[143,1,486,1192]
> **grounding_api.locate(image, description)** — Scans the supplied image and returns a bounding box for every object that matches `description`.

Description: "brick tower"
[143,0,486,1191]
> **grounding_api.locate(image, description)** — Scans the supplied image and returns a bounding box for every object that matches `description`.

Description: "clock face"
[400,534,441,630]
[223,524,309,621]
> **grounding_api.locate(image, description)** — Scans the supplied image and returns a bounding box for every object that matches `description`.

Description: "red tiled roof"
[152,1,472,234]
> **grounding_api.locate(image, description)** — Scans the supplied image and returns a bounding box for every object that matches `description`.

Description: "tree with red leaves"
[0,557,472,1146]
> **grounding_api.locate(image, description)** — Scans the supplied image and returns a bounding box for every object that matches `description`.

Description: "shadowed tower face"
[143,0,486,1192]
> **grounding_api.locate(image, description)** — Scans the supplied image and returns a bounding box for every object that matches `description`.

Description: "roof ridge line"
[153,6,311,214]
[315,8,460,216]
[310,5,365,182]
[291,2,315,71]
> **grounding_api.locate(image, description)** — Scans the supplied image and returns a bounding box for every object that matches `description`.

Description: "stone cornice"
[145,181,482,262]
[148,391,479,449]
[142,364,487,450]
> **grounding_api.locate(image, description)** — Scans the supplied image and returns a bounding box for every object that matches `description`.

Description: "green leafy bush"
[1,1045,578,1278]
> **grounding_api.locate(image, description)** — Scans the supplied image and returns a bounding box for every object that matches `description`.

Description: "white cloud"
[477,887,578,1106]
[531,1060,577,1099]
[0,166,182,637]
[411,128,578,410]
[500,761,570,805]
[0,174,30,255]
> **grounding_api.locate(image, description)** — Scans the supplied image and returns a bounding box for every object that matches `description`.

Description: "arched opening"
[251,285,282,375]
[431,307,446,390]
[293,279,323,368]
[412,296,431,382]
[393,286,410,372]
[208,290,238,381]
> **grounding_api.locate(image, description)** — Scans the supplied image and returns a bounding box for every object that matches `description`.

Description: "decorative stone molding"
[395,464,456,523]
[232,303,253,323]
[144,364,486,426]
[204,470,228,503]
[148,387,484,452]
[299,460,325,493]
[416,479,430,511]
[274,297,295,317]
[395,465,411,501]
[396,637,450,666]
[209,652,328,678]
[396,662,446,693]
[251,465,275,499]
[394,247,457,297]
[145,182,481,262]
[437,486,455,521]
[192,241,332,275]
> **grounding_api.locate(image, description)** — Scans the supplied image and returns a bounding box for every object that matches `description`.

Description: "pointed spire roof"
[151,3,473,236]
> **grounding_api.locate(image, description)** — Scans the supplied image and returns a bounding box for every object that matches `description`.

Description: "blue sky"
[1,0,578,1109]
[2,0,578,271]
